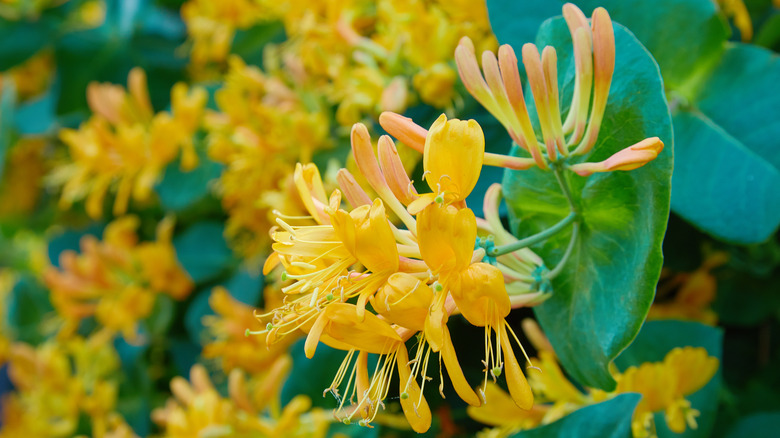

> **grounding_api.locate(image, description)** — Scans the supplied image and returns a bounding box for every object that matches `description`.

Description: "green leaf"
[6,275,54,345]
[487,0,728,90]
[486,2,560,50]
[726,412,780,438]
[510,393,640,438]
[670,43,780,243]
[692,44,780,169]
[173,221,233,283]
[145,294,175,336]
[0,81,17,181]
[615,320,723,438]
[670,111,780,243]
[231,21,286,66]
[0,17,53,71]
[501,19,673,390]
[155,153,222,212]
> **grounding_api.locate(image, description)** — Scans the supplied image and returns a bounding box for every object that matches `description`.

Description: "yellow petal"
[305,303,403,357]
[453,262,511,326]
[371,273,433,331]
[423,114,484,201]
[417,204,476,275]
[499,322,533,409]
[331,199,398,274]
[397,345,432,433]
[441,325,481,407]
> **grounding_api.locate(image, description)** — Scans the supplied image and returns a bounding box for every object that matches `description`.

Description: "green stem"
[552,163,577,213]
[490,211,577,257]
[546,221,579,280]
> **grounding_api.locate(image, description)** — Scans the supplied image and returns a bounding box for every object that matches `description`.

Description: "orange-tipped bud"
[378,112,426,153]
[570,137,664,176]
[336,168,372,208]
[574,7,615,155]
[377,135,417,205]
[455,37,495,107]
[522,44,557,160]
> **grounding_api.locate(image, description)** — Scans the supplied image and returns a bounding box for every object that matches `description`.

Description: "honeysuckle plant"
[9,0,779,437]
[253,3,676,433]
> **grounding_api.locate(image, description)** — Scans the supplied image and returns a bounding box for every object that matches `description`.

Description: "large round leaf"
[501,19,673,390]
[671,110,780,243]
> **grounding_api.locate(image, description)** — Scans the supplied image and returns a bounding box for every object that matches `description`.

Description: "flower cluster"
[44,216,193,340]
[206,56,332,256]
[181,0,496,119]
[260,114,548,431]
[256,3,667,432]
[454,4,662,175]
[0,332,135,438]
[0,137,48,216]
[467,320,720,438]
[0,49,54,101]
[202,284,300,374]
[50,68,207,219]
[152,361,332,437]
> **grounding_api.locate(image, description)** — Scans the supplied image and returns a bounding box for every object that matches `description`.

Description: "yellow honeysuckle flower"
[207,56,331,256]
[203,285,299,375]
[0,137,47,217]
[45,216,193,340]
[152,359,333,437]
[417,203,533,409]
[0,50,54,100]
[0,332,129,438]
[468,381,548,434]
[52,68,207,218]
[330,199,399,276]
[409,114,484,213]
[616,346,719,437]
[259,116,550,431]
[649,252,726,325]
[453,3,664,176]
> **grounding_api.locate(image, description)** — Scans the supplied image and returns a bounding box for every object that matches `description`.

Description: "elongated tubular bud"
[562,2,589,30]
[480,50,531,150]
[128,67,153,121]
[522,44,558,161]
[337,169,372,208]
[541,47,566,156]
[565,28,593,146]
[379,112,425,153]
[561,3,591,135]
[569,137,663,176]
[377,135,418,205]
[455,38,529,153]
[455,37,499,114]
[351,124,417,232]
[498,45,547,169]
[573,7,615,156]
